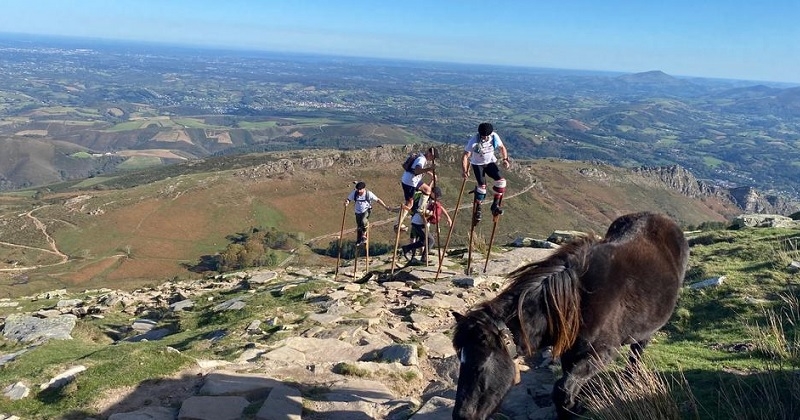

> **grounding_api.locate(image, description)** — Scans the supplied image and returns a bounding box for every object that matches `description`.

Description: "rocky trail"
[1,246,563,420]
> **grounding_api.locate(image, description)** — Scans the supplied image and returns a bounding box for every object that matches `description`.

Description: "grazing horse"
[452,212,689,419]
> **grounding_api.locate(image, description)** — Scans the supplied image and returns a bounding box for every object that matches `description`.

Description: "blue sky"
[3,0,798,83]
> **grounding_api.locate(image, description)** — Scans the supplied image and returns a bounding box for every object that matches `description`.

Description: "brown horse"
[452,212,689,419]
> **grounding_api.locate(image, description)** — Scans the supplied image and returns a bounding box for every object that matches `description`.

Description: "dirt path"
[0,206,69,272]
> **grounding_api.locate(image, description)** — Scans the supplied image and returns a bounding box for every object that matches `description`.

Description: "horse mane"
[502,235,596,357]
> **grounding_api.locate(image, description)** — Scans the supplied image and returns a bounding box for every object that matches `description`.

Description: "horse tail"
[508,238,590,357]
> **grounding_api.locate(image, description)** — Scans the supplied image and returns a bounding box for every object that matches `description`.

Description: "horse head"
[452,309,518,420]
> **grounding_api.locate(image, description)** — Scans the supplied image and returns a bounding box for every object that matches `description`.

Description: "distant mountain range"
[0,35,798,203]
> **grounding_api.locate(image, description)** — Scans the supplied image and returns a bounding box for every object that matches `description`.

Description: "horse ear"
[452,311,464,322]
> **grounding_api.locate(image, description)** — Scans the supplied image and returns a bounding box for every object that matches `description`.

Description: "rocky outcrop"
[731,213,799,229]
[728,186,797,215]
[631,165,729,199]
[632,165,799,215]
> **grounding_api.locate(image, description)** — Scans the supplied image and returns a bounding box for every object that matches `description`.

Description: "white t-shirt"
[347,190,379,214]
[465,133,503,166]
[400,154,428,187]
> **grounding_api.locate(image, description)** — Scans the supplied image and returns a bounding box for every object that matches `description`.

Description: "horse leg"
[629,339,648,364]
[624,338,650,379]
[553,347,615,419]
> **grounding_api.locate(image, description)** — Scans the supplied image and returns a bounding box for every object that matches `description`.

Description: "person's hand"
[503,158,511,169]
[344,200,349,206]
[462,170,469,179]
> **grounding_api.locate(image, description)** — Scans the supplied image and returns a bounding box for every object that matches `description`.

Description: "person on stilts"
[462,123,510,223]
[398,186,451,265]
[392,147,438,272]
[345,181,391,247]
[398,147,438,229]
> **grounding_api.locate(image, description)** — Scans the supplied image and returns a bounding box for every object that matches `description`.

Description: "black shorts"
[402,182,418,202]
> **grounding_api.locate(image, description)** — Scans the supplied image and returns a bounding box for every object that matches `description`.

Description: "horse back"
[580,212,688,343]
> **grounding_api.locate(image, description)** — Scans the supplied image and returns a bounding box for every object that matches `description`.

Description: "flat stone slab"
[199,372,280,400]
[178,395,249,420]
[256,384,302,420]
[3,314,77,343]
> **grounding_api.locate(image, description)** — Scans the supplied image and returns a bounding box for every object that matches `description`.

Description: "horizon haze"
[2,0,798,84]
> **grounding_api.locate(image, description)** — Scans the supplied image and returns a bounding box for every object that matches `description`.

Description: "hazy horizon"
[3,1,798,84]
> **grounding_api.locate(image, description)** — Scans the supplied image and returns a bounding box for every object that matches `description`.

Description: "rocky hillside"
[0,244,563,419]
[0,143,780,300]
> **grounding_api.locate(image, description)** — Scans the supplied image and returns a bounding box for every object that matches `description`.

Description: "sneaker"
[491,202,504,216]
[398,246,410,261]
[356,238,366,247]
[393,223,409,232]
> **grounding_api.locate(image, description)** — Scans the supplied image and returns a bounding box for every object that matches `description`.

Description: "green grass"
[116,156,163,171]
[0,279,330,418]
[173,117,218,129]
[104,120,149,132]
[0,339,193,419]
[71,176,119,188]
[702,155,724,168]
[237,121,278,129]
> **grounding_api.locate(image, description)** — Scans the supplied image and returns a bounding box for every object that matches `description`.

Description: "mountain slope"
[0,144,743,297]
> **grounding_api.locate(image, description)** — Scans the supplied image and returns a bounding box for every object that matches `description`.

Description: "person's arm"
[442,207,453,226]
[413,162,435,176]
[499,144,510,168]
[462,151,471,179]
[376,198,391,211]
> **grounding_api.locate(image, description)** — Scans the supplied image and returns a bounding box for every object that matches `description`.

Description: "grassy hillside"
[0,144,741,298]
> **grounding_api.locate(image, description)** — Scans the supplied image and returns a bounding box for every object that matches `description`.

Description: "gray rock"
[248,270,278,285]
[108,406,177,420]
[451,276,484,288]
[409,396,454,419]
[732,214,797,228]
[199,372,280,400]
[132,319,157,332]
[178,395,250,420]
[169,299,195,311]
[0,349,30,368]
[379,344,418,366]
[547,230,587,244]
[2,381,29,400]
[688,276,725,289]
[125,328,172,342]
[423,333,456,359]
[56,299,83,308]
[255,384,302,420]
[788,260,800,273]
[40,365,87,391]
[213,297,246,311]
[2,313,77,344]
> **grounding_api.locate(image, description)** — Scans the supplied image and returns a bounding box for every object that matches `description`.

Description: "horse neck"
[476,293,528,353]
